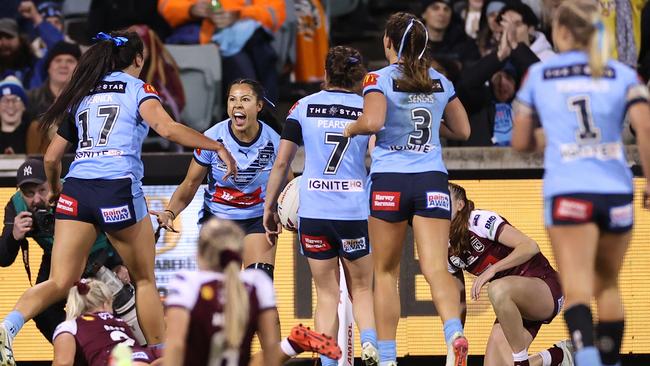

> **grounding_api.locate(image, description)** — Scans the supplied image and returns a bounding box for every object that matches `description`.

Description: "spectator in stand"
[87,0,172,43]
[459,0,484,39]
[452,15,539,147]
[0,76,30,154]
[422,0,480,66]
[28,2,73,58]
[597,0,648,68]
[498,2,555,61]
[477,0,507,56]
[0,18,42,89]
[158,0,286,103]
[26,41,80,154]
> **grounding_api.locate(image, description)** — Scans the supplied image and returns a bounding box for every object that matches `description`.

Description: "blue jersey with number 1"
[516,51,644,198]
[62,71,160,193]
[362,64,456,175]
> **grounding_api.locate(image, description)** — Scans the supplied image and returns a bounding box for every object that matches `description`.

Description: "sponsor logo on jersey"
[372,191,401,211]
[307,178,364,192]
[559,142,622,162]
[472,254,500,275]
[132,352,149,361]
[543,63,615,80]
[363,73,379,88]
[485,215,497,236]
[301,235,332,252]
[426,192,450,210]
[306,104,362,120]
[211,186,264,208]
[341,237,367,253]
[449,255,466,269]
[56,194,78,216]
[81,315,95,321]
[201,285,214,300]
[393,78,444,93]
[75,149,123,160]
[100,205,132,223]
[143,83,159,95]
[90,81,127,94]
[553,197,593,221]
[388,144,434,153]
[610,203,633,228]
[288,100,299,115]
[470,236,485,252]
[218,141,275,190]
[472,214,480,226]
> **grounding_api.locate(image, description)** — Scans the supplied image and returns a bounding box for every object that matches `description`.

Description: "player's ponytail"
[41,30,144,133]
[324,46,367,92]
[198,218,248,349]
[556,0,608,78]
[385,12,433,93]
[65,279,114,320]
[448,183,475,256]
[228,79,281,134]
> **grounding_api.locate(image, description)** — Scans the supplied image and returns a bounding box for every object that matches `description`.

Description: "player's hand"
[263,206,281,246]
[12,211,32,240]
[18,1,42,24]
[112,265,131,284]
[210,9,239,29]
[471,266,496,301]
[283,218,297,232]
[343,123,355,138]
[150,210,178,233]
[216,143,237,181]
[47,182,62,208]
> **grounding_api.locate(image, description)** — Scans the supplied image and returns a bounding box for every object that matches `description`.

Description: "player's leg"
[107,216,164,346]
[548,224,600,366]
[593,230,631,366]
[308,257,340,366]
[484,323,520,366]
[487,276,554,365]
[0,220,97,366]
[242,231,277,279]
[369,216,408,366]
[412,215,468,365]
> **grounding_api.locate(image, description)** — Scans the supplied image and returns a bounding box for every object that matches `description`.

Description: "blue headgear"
[93,32,128,47]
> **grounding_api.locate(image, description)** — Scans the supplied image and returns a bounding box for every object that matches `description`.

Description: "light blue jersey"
[516,51,644,198]
[362,64,456,174]
[194,120,280,220]
[285,90,370,220]
[63,71,160,194]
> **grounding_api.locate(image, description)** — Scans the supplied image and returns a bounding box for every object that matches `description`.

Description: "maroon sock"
[514,360,530,366]
[549,346,565,366]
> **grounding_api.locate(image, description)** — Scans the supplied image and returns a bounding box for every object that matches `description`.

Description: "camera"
[27,209,55,237]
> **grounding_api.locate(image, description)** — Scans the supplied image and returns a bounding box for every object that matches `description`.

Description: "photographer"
[0,158,128,342]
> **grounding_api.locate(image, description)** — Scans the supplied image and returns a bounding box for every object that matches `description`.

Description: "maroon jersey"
[53,312,155,366]
[447,209,557,280]
[165,269,276,366]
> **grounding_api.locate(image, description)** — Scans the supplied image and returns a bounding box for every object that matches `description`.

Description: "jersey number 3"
[78,106,120,148]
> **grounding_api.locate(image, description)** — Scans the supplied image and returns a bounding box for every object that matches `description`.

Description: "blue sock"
[575,346,602,366]
[378,340,397,362]
[360,328,378,348]
[319,355,338,366]
[3,311,25,339]
[443,318,463,344]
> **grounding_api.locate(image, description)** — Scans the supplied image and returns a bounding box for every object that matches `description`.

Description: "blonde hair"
[198,218,247,349]
[65,279,113,320]
[556,0,609,78]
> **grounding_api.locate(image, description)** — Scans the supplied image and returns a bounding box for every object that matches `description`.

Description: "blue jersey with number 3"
[286,90,370,220]
[516,51,643,198]
[62,72,160,192]
[362,64,456,175]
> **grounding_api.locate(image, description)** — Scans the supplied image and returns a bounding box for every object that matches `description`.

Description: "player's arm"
[512,100,538,152]
[139,99,236,178]
[263,140,299,242]
[44,134,70,205]
[627,86,650,208]
[440,98,471,141]
[152,160,208,232]
[52,333,76,366]
[344,92,387,137]
[162,307,191,366]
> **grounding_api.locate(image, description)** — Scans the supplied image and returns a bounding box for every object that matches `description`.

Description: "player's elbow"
[155,122,174,141]
[458,124,471,141]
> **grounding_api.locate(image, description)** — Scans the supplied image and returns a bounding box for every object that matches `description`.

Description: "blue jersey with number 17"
[286,90,370,220]
[363,64,456,175]
[62,71,160,194]
[516,51,644,198]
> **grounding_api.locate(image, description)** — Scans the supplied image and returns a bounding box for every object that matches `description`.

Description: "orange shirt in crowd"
[158,0,286,44]
[294,0,328,83]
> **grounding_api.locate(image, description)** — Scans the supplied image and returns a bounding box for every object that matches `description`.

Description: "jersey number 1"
[78,106,120,148]
[568,95,600,143]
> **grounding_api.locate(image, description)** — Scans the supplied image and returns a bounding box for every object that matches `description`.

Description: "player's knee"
[420,267,448,288]
[487,279,511,305]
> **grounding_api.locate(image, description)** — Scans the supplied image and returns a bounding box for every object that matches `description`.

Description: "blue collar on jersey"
[228,120,263,147]
[324,89,356,94]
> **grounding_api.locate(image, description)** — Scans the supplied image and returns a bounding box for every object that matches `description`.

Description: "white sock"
[539,349,552,366]
[513,349,529,362]
[280,338,298,357]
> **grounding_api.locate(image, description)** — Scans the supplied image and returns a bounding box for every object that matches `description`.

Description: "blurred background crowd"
[0,0,647,154]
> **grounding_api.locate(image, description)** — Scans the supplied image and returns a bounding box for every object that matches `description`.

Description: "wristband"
[164,209,176,220]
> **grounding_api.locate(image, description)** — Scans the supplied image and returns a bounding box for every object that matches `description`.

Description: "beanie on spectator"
[486,1,506,16]
[43,41,81,75]
[421,0,452,13]
[0,76,28,106]
[499,3,539,28]
[37,2,62,20]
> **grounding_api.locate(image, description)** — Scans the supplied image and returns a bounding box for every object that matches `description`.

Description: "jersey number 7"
[324,132,351,175]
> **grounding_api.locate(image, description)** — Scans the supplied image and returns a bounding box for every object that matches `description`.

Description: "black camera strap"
[19,239,33,286]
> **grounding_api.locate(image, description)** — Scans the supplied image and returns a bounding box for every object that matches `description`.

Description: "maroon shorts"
[132,346,158,363]
[495,270,564,338]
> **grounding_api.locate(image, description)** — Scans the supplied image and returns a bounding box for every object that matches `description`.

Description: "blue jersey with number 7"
[58,71,160,193]
[516,51,644,198]
[362,64,456,175]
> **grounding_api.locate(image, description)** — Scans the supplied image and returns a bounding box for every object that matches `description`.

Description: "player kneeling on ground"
[163,218,340,366]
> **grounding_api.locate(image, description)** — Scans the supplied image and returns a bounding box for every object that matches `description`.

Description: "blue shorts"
[55,178,148,232]
[545,193,634,233]
[369,171,451,222]
[298,217,370,260]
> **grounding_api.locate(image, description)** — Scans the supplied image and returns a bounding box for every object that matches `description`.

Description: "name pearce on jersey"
[307,104,363,121]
